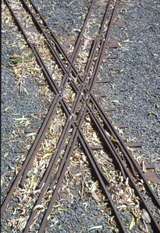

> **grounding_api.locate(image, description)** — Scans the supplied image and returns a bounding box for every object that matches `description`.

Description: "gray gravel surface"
[96,0,160,163]
[47,198,113,233]
[1,9,53,198]
[32,0,90,35]
[32,0,160,162]
[32,0,91,54]
[2,0,160,232]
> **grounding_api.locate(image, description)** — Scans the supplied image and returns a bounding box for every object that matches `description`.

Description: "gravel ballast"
[2,0,160,232]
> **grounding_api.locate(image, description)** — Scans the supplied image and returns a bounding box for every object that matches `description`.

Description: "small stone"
[142,209,151,224]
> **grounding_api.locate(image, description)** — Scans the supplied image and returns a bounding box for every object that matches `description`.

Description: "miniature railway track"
[2,0,160,232]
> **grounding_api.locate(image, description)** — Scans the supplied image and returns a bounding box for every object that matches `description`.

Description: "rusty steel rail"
[89,96,160,207]
[13,0,126,188]
[24,0,160,210]
[1,0,94,211]
[19,0,96,186]
[18,0,132,190]
[24,38,126,232]
[27,0,160,211]
[86,104,160,232]
[33,0,126,190]
[2,1,128,232]
[22,1,160,232]
[3,0,114,211]
[34,3,127,232]
[2,1,160,233]
[27,0,137,180]
[19,1,127,232]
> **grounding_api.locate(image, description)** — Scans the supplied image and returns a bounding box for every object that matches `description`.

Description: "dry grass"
[2,1,159,233]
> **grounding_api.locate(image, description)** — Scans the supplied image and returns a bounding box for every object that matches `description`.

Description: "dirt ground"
[1,0,160,232]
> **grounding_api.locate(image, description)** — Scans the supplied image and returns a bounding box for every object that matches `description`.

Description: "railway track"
[2,0,160,232]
